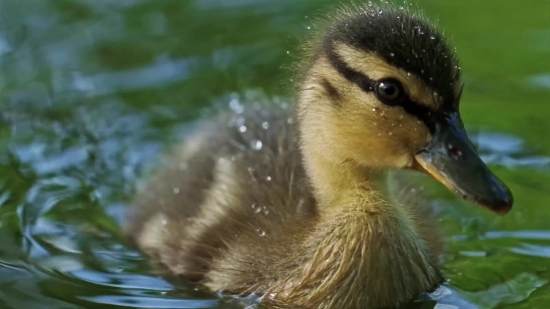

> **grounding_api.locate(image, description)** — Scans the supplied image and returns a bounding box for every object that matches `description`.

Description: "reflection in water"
[61,57,194,96]
[510,244,550,259]
[474,132,550,169]
[483,230,550,240]
[69,269,174,290]
[80,295,219,309]
[0,0,549,308]
[458,273,547,309]
[526,74,550,91]
[425,273,547,309]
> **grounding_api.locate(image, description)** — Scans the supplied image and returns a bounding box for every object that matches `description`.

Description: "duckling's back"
[126,104,317,281]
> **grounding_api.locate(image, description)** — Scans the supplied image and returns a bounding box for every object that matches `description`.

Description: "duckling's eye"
[375,79,405,105]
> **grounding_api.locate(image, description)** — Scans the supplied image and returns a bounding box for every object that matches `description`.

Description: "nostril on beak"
[447,144,463,159]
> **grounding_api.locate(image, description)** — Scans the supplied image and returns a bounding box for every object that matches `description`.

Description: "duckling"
[126,3,513,308]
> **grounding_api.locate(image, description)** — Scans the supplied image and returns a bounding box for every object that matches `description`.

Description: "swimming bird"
[126,3,513,308]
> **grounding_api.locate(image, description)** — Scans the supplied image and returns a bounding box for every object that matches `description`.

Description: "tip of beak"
[491,202,512,216]
[478,193,513,216]
[487,175,514,216]
[468,198,512,215]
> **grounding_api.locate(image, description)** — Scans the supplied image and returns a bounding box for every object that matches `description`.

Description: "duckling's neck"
[304,152,387,212]
[288,150,444,307]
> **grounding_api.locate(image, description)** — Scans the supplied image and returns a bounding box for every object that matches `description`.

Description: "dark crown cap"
[322,4,461,109]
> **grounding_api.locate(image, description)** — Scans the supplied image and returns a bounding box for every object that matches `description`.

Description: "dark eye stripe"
[399,98,436,133]
[325,47,376,93]
[320,77,342,103]
[325,48,436,133]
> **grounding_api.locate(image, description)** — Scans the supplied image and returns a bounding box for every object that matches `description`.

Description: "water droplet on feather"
[250,140,263,150]
[229,99,244,114]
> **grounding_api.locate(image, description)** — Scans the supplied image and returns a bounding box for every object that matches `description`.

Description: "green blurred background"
[0,0,549,308]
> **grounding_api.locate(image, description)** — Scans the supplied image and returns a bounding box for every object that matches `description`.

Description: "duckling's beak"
[412,112,513,215]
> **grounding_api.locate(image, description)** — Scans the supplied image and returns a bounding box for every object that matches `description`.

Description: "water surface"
[0,0,549,308]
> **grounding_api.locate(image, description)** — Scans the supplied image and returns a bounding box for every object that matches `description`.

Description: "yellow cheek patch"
[333,43,441,109]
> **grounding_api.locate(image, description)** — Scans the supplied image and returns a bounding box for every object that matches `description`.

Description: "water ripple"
[69,269,174,290]
[483,230,550,240]
[79,295,219,308]
[474,132,550,169]
[525,74,550,91]
[510,243,550,258]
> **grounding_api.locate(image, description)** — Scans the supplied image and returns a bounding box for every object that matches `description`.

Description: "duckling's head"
[297,3,513,214]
